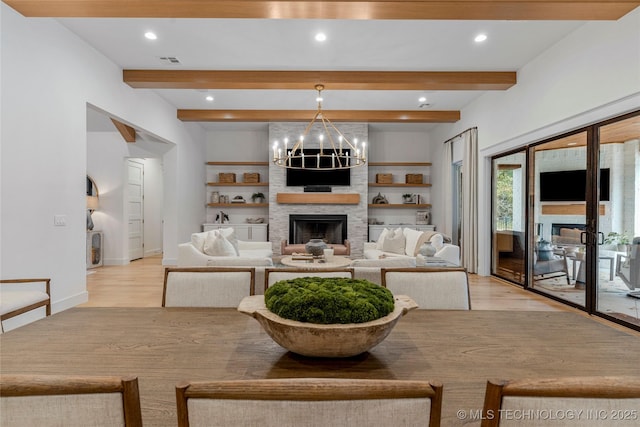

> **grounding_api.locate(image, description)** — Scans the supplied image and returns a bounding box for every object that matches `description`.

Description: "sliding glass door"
[490,110,640,331]
[595,114,640,327]
[529,131,588,308]
[491,151,526,285]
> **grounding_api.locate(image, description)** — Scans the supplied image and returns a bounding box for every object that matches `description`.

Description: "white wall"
[1,4,204,327]
[430,8,640,275]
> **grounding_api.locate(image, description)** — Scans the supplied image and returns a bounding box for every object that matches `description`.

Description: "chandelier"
[272,84,367,170]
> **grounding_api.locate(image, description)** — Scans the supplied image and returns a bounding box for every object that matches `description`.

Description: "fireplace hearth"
[289,215,347,244]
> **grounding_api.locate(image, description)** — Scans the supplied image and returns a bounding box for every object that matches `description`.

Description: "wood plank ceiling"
[5,0,638,123]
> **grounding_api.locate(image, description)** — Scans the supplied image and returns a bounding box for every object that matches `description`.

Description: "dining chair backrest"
[264,268,354,291]
[481,376,640,426]
[0,374,142,427]
[381,267,470,310]
[176,378,443,427]
[163,267,255,307]
[0,278,51,332]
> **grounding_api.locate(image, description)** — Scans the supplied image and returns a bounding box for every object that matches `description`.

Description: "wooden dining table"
[1,307,639,426]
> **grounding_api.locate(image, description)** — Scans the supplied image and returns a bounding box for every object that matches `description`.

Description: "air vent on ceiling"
[159,56,181,65]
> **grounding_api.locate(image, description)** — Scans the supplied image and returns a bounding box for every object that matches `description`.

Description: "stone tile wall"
[268,122,368,257]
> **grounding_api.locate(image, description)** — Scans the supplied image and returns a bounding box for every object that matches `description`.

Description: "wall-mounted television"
[539,168,610,202]
[286,149,351,187]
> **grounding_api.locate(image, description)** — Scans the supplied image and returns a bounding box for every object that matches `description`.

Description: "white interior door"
[128,159,144,261]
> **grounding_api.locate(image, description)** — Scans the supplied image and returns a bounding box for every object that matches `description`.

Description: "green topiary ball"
[264,277,395,324]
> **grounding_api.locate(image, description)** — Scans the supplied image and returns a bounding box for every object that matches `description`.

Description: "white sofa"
[177,228,274,288]
[363,227,460,266]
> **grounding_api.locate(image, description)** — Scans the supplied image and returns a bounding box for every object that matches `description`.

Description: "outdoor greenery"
[495,169,514,230]
[265,277,394,324]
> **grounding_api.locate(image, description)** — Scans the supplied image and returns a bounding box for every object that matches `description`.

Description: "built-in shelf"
[206,161,269,166]
[368,162,432,166]
[368,183,432,187]
[277,193,360,205]
[207,203,269,208]
[368,203,432,209]
[206,182,269,187]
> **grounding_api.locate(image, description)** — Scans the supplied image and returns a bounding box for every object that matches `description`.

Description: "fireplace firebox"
[289,215,347,244]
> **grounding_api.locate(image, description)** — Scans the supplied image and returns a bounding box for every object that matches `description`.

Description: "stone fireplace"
[268,122,368,257]
[289,214,348,245]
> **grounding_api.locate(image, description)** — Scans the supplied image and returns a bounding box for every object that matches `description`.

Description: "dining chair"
[0,278,51,332]
[0,374,143,427]
[381,267,470,310]
[176,377,443,427]
[264,267,354,292]
[162,267,255,307]
[480,376,640,426]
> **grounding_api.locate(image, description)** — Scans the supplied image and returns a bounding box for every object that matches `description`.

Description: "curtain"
[461,128,478,273]
[442,140,453,238]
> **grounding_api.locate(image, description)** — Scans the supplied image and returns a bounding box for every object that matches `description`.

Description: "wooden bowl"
[238,294,418,358]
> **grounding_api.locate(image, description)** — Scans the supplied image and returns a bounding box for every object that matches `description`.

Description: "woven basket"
[405,174,423,184]
[376,173,393,184]
[243,172,260,183]
[219,173,236,183]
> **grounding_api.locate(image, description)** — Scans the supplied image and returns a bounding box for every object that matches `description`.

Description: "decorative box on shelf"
[376,173,393,183]
[219,173,236,183]
[405,174,423,184]
[243,172,260,183]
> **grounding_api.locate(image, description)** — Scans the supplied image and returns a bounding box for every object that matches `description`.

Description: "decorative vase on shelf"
[305,239,328,256]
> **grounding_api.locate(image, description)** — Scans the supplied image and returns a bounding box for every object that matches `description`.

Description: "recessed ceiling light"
[144,31,157,40]
[418,96,427,103]
[567,142,578,146]
[315,32,327,42]
[205,95,214,102]
[474,34,487,43]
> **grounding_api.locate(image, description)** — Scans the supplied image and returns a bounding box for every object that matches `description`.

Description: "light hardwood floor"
[82,255,567,311]
[82,255,640,336]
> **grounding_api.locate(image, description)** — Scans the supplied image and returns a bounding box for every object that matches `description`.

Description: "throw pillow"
[430,233,444,250]
[382,228,406,255]
[375,228,390,250]
[218,227,239,255]
[191,231,210,253]
[403,228,424,257]
[203,230,238,256]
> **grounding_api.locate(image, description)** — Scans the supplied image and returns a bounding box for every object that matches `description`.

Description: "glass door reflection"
[595,114,640,327]
[530,132,587,307]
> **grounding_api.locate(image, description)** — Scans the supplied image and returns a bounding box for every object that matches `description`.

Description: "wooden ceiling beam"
[124,70,516,91]
[177,109,460,123]
[4,1,639,20]
[110,118,136,142]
